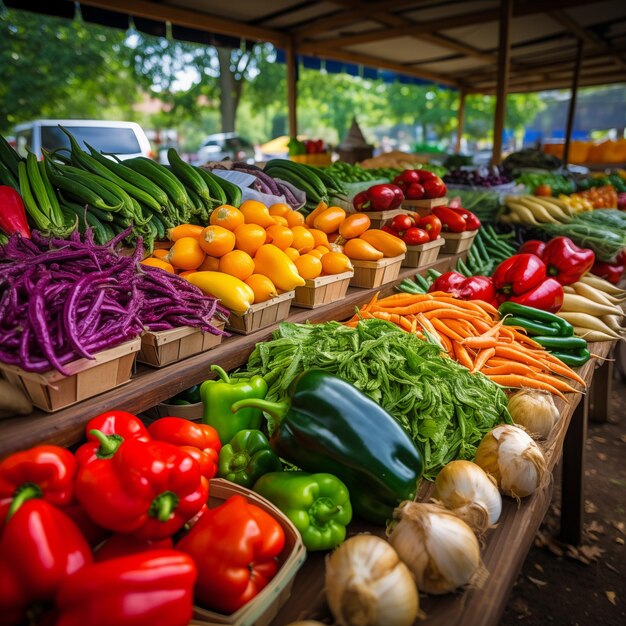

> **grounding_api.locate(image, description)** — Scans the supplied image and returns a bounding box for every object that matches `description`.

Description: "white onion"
[387,502,485,595]
[433,460,502,533]
[508,390,560,439]
[325,534,418,626]
[474,424,547,498]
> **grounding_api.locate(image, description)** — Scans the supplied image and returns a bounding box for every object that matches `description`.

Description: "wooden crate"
[441,229,478,254]
[138,321,225,368]
[350,254,405,289]
[359,208,405,230]
[402,196,448,212]
[226,291,294,335]
[402,237,445,268]
[142,401,203,422]
[292,271,353,309]
[0,338,141,413]
[191,479,306,626]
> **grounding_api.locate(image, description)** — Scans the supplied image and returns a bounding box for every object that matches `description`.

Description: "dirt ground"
[500,367,626,626]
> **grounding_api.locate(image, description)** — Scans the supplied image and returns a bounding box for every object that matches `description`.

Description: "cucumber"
[195,167,228,205]
[208,171,242,206]
[0,134,20,178]
[124,157,191,210]
[167,148,212,204]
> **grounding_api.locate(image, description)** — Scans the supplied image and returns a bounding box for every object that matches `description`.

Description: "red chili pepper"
[0,500,92,625]
[177,494,285,614]
[148,417,221,480]
[75,435,208,540]
[432,206,467,233]
[492,254,547,296]
[94,533,173,562]
[509,278,564,313]
[542,236,595,285]
[417,214,442,241]
[0,186,31,238]
[56,550,197,626]
[518,240,546,258]
[591,260,625,284]
[403,227,430,245]
[450,207,481,230]
[0,445,77,529]
[75,410,151,465]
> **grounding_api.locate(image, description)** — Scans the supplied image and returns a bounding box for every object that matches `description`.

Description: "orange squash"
[209,205,245,231]
[198,225,236,258]
[140,257,175,274]
[239,200,276,227]
[295,254,323,280]
[321,252,353,275]
[359,229,407,257]
[313,206,346,234]
[343,238,384,261]
[165,237,206,270]
[167,223,204,241]
[339,213,371,239]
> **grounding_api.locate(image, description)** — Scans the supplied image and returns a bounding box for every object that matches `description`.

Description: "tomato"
[534,184,552,197]
[390,214,414,232]
[417,215,442,241]
[423,177,447,199]
[405,183,425,200]
[402,227,430,246]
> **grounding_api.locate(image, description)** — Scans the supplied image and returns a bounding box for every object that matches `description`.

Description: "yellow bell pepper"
[253,244,306,291]
[186,271,254,313]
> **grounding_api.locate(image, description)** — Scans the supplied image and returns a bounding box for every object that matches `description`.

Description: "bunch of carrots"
[345,291,586,399]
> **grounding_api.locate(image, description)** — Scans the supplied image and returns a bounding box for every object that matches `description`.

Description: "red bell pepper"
[0,445,77,528]
[0,500,92,625]
[94,533,173,562]
[492,254,547,296]
[75,410,151,465]
[542,236,595,285]
[417,214,442,241]
[177,494,285,614]
[430,271,468,292]
[519,240,546,257]
[63,502,112,547]
[75,435,208,540]
[404,182,425,200]
[430,272,497,305]
[591,260,625,284]
[0,186,31,238]
[509,277,564,313]
[148,417,221,480]
[450,207,481,230]
[422,176,447,198]
[393,169,422,185]
[56,550,197,626]
[432,206,467,233]
[353,184,404,212]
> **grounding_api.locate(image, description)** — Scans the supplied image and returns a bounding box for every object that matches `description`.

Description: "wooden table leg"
[588,352,614,423]
[559,393,589,545]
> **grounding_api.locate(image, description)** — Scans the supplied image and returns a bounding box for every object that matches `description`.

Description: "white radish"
[558,312,623,338]
[561,293,625,318]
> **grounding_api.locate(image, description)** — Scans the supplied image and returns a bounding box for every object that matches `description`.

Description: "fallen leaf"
[605,562,620,574]
[592,436,607,444]
[587,520,605,534]
[527,576,547,588]
[616,537,624,545]
[585,500,599,514]
[510,597,531,616]
[611,521,625,534]
[620,434,626,444]
[605,591,617,606]
[533,563,544,573]
[597,452,607,461]
[579,545,605,561]
[609,478,626,487]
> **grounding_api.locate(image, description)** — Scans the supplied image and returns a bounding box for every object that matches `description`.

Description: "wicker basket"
[0,338,141,413]
[292,271,354,309]
[226,292,294,335]
[138,322,225,368]
[191,479,306,626]
[350,254,405,289]
[440,229,478,254]
[402,237,445,268]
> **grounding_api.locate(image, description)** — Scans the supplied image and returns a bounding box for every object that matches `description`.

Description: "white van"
[13,120,153,161]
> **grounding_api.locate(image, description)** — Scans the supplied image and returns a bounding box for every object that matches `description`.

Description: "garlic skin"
[325,534,418,626]
[508,390,560,439]
[388,502,484,595]
[475,425,546,498]
[433,460,502,533]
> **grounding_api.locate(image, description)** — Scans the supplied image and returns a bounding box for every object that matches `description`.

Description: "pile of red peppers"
[352,183,404,212]
[0,410,286,625]
[383,212,442,245]
[392,169,447,200]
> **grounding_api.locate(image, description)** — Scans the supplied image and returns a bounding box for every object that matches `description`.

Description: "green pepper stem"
[210,364,230,383]
[150,491,179,523]
[6,483,42,521]
[89,429,123,459]
[230,452,250,472]
[311,498,340,525]
[230,398,289,422]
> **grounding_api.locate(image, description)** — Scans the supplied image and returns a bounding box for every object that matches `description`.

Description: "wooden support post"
[456,90,466,154]
[491,0,513,166]
[562,40,584,166]
[589,348,614,423]
[286,36,298,139]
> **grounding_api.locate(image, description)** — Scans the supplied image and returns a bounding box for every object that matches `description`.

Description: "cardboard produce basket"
[440,229,478,254]
[226,291,294,335]
[358,207,405,230]
[191,479,307,626]
[138,321,225,368]
[402,237,445,268]
[0,337,141,413]
[292,270,353,309]
[350,254,405,289]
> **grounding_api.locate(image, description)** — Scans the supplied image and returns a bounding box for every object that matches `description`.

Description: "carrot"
[376,301,469,315]
[431,318,465,343]
[471,347,496,373]
[482,363,538,377]
[472,319,492,334]
[493,345,549,370]
[462,335,498,349]
[421,296,493,317]
[441,318,473,339]
[472,300,500,316]
[453,341,474,370]
[377,293,430,306]
[486,374,567,400]
[424,309,485,323]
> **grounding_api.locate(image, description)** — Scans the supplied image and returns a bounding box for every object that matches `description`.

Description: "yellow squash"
[253,244,306,291]
[186,271,254,313]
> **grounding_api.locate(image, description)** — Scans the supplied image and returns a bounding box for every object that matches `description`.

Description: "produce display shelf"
[0,252,466,459]
[270,340,613,626]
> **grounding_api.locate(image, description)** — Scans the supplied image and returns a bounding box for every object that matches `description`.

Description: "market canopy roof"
[12,0,625,93]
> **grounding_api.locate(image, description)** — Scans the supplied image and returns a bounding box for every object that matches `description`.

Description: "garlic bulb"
[508,390,560,439]
[474,425,546,498]
[433,460,502,533]
[388,502,484,595]
[325,534,418,626]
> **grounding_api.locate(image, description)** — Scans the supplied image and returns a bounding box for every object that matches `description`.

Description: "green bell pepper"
[218,429,282,488]
[253,471,352,551]
[200,365,268,445]
[232,370,424,525]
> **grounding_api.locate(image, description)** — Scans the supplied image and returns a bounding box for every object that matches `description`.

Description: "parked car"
[13,120,153,160]
[194,132,255,165]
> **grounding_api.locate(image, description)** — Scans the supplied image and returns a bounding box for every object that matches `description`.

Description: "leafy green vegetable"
[236,319,511,478]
